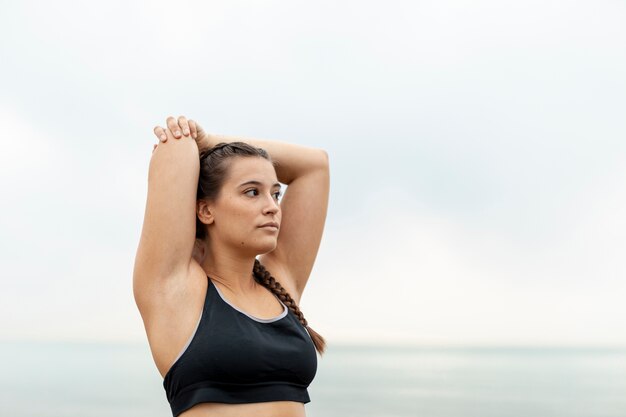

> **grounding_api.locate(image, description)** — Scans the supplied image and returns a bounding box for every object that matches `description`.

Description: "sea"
[1,341,625,417]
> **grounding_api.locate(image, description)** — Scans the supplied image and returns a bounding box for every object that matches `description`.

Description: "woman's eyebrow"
[238,180,281,188]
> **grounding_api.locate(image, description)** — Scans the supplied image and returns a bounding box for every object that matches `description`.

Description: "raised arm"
[133,122,201,305]
[157,118,330,299]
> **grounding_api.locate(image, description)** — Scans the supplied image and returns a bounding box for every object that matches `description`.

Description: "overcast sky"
[1,0,625,347]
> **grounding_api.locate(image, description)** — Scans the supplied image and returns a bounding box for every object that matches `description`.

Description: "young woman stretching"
[133,115,329,417]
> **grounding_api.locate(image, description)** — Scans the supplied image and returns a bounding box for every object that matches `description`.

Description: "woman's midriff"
[179,401,306,417]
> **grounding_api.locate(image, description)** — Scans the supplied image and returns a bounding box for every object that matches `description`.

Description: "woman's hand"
[152,115,215,157]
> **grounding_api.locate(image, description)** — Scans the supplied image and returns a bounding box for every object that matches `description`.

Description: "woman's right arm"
[133,125,200,304]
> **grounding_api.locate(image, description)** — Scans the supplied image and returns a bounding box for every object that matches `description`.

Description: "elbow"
[316,148,329,171]
[150,135,199,163]
[311,149,330,184]
[147,136,200,180]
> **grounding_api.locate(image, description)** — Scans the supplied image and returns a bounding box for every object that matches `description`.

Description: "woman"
[133,115,330,417]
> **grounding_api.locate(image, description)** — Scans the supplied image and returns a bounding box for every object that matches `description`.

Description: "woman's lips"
[259,222,279,229]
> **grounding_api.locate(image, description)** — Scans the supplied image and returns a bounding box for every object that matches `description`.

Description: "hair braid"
[253,259,326,355]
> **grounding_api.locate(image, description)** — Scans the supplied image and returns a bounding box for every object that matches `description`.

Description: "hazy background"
[1,0,625,348]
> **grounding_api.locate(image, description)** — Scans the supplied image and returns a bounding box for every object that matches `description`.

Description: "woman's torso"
[174,401,305,417]
[140,259,311,417]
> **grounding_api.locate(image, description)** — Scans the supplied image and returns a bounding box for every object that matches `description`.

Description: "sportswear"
[163,276,317,416]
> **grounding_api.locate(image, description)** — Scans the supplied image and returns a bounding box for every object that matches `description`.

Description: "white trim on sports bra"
[212,280,289,323]
[170,311,203,368]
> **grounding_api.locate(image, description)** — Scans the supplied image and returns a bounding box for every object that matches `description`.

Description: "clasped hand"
[151,115,213,156]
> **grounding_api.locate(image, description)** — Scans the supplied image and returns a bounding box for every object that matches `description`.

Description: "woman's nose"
[263,194,280,214]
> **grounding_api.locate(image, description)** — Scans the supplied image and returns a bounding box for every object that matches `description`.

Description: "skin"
[198,156,284,298]
[134,116,329,417]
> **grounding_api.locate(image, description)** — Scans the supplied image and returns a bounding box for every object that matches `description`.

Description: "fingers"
[189,119,198,139]
[153,125,167,142]
[165,115,191,139]
[154,115,192,146]
[177,116,191,137]
[151,130,175,153]
[164,128,176,141]
[166,116,181,138]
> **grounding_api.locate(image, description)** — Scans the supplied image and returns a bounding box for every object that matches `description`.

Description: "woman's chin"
[231,235,278,255]
[255,239,278,255]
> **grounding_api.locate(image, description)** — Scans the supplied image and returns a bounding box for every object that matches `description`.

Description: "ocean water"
[1,341,625,417]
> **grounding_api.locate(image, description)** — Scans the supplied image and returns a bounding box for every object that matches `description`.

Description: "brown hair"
[196,142,326,355]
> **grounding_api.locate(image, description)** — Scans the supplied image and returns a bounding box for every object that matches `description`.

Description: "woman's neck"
[201,245,258,294]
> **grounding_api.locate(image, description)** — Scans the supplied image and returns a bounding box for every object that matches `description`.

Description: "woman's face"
[206,157,282,255]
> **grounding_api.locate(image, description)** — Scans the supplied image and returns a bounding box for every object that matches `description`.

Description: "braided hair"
[253,259,326,355]
[196,142,326,355]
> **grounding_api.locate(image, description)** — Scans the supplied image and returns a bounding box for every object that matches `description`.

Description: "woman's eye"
[245,189,259,197]
[244,189,281,199]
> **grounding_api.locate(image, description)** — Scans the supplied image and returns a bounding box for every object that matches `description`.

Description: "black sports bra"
[162,276,318,416]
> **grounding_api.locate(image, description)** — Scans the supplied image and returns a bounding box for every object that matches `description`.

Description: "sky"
[1,0,625,347]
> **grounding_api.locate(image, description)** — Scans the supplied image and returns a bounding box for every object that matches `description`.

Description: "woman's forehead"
[226,157,278,185]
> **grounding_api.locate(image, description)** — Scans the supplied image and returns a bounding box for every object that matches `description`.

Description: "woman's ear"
[197,200,215,225]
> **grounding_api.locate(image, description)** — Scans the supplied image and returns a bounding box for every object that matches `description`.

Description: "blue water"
[1,341,625,417]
